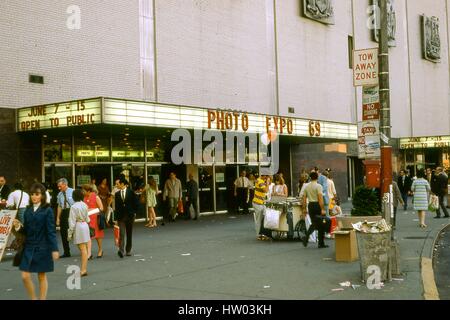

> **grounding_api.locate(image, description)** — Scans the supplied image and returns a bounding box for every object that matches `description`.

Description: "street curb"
[421,258,439,300]
[421,222,450,300]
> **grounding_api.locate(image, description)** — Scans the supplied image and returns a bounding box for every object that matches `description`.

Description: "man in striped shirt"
[253,175,271,241]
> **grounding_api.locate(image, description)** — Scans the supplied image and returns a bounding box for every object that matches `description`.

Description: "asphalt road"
[434,225,450,300]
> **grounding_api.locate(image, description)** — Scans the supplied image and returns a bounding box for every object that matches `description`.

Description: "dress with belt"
[84,193,104,239]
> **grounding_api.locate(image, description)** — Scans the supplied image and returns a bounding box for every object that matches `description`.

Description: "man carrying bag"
[302,171,329,249]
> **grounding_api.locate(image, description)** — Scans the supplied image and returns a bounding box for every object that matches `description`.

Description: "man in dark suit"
[0,175,11,201]
[185,173,199,220]
[434,167,449,219]
[397,170,412,210]
[114,177,139,258]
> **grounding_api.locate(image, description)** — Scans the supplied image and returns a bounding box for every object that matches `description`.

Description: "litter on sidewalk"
[332,288,344,292]
[352,219,391,233]
[339,281,352,287]
[181,253,191,256]
[264,285,271,289]
[135,259,146,262]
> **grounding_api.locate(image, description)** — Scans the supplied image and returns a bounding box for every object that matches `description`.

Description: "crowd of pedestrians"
[1,165,448,299]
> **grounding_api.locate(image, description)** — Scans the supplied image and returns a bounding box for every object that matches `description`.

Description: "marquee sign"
[400,136,450,149]
[16,97,357,141]
[17,98,102,132]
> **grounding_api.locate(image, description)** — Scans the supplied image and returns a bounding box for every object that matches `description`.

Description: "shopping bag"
[305,214,317,243]
[429,194,439,212]
[264,208,281,230]
[330,216,338,234]
[177,199,184,214]
[113,225,120,248]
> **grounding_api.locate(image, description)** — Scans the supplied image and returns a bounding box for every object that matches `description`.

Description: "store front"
[399,136,450,175]
[16,97,358,216]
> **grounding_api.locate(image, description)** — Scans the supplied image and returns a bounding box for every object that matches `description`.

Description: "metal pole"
[379,0,400,276]
[379,0,392,212]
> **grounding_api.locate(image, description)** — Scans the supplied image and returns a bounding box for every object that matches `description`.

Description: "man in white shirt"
[234,171,250,214]
[7,183,30,223]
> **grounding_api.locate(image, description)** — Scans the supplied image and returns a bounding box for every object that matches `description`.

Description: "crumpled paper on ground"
[352,219,391,233]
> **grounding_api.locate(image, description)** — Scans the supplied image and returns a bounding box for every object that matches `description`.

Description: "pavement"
[0,201,449,300]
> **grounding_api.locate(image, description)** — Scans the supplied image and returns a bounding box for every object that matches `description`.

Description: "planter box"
[336,215,383,231]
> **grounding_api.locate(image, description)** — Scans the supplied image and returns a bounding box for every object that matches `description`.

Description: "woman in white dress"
[68,189,90,277]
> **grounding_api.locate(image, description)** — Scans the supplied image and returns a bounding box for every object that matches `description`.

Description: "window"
[348,35,354,69]
[43,136,72,162]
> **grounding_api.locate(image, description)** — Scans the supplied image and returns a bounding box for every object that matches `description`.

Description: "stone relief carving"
[373,0,396,47]
[302,0,335,25]
[422,15,441,63]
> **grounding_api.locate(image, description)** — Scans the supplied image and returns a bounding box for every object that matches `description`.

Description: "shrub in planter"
[351,186,381,216]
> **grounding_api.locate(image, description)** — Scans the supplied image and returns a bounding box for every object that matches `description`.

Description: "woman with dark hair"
[411,169,431,228]
[12,183,59,300]
[68,189,90,276]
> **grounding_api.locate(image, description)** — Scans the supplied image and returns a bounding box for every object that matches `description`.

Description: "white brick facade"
[0,0,449,139]
[0,0,141,108]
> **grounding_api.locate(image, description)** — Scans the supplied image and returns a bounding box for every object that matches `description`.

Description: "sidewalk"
[0,202,447,300]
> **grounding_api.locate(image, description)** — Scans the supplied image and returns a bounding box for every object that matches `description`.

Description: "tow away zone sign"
[353,48,379,87]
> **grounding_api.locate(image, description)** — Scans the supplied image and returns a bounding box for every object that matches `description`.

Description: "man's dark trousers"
[401,193,408,210]
[305,202,325,247]
[60,208,71,256]
[436,195,449,218]
[119,215,135,254]
[237,188,249,214]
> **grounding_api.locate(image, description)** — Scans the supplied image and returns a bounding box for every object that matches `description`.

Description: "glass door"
[198,166,214,213]
[44,164,73,212]
[215,165,227,212]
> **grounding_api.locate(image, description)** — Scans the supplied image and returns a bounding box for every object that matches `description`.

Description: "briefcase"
[317,216,331,233]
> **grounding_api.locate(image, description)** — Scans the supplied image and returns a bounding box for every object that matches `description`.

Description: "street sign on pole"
[358,121,381,159]
[353,48,379,87]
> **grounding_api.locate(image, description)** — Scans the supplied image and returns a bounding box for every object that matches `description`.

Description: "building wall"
[406,0,450,137]
[276,0,356,123]
[0,0,448,137]
[291,143,350,200]
[155,0,277,114]
[0,109,41,188]
[0,0,141,108]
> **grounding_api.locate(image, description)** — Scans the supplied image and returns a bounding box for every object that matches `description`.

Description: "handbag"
[264,208,281,230]
[11,225,26,267]
[13,247,24,267]
[429,194,439,212]
[89,226,95,238]
[317,215,331,233]
[98,213,106,230]
[113,225,120,248]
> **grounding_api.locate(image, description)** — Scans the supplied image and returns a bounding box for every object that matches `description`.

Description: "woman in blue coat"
[13,183,59,300]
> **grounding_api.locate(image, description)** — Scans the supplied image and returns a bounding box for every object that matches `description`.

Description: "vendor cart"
[265,197,306,240]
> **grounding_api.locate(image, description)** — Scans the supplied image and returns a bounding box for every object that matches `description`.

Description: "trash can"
[356,231,391,283]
